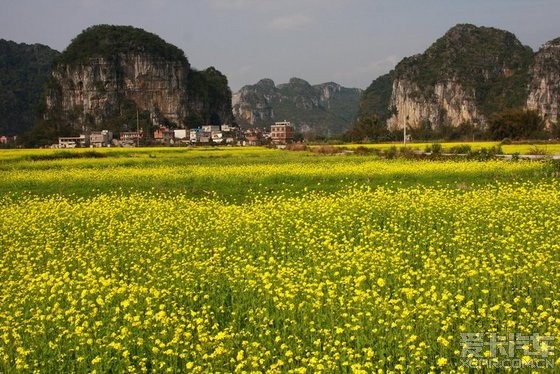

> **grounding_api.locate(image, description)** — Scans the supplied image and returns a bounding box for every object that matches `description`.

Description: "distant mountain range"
[232,78,362,137]
[2,23,560,144]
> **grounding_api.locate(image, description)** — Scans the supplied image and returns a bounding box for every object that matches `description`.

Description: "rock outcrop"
[232,78,362,136]
[358,24,542,134]
[46,53,189,127]
[385,24,533,131]
[527,38,560,128]
[41,25,231,139]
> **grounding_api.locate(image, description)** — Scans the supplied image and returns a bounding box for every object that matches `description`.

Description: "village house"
[243,128,265,146]
[0,135,17,147]
[270,121,294,144]
[153,127,175,145]
[119,131,142,146]
[90,130,113,147]
[173,129,187,142]
[189,129,200,144]
[58,135,89,148]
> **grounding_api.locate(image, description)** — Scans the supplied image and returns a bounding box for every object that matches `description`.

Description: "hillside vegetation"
[0,40,59,136]
[56,25,185,64]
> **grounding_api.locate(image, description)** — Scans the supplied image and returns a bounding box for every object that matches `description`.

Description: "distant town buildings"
[53,121,295,148]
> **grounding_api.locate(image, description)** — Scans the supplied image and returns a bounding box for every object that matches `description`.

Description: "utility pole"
[136,109,140,147]
[404,115,408,147]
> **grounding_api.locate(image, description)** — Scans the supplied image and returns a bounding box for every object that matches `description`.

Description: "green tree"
[342,115,390,142]
[488,108,544,140]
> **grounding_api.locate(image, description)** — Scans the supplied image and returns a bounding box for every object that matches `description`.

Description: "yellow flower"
[436,357,448,367]
[236,350,244,361]
[91,356,102,365]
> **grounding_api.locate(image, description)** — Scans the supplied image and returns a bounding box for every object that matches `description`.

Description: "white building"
[59,135,88,148]
[174,129,187,140]
[201,125,220,133]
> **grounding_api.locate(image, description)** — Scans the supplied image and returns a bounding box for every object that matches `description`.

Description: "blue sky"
[2,0,559,91]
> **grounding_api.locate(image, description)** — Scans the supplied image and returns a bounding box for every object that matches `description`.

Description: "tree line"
[341,107,559,143]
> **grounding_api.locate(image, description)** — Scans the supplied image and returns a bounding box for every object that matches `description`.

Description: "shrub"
[430,143,443,154]
[448,144,472,154]
[286,143,309,152]
[384,146,398,159]
[528,146,548,156]
[354,146,378,156]
[311,145,345,155]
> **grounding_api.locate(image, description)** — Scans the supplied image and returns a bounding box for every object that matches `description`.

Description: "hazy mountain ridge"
[232,78,362,137]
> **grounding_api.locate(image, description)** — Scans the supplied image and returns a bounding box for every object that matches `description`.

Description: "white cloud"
[268,13,313,31]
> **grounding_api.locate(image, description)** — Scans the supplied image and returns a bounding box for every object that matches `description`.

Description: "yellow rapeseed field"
[1,160,559,372]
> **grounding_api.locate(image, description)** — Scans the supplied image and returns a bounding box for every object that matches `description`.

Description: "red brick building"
[270,121,294,144]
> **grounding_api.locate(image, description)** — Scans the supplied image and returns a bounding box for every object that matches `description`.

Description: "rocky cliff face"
[387,78,483,130]
[385,24,533,131]
[357,24,536,133]
[232,79,276,124]
[46,53,189,127]
[232,78,361,136]
[527,38,560,128]
[41,25,231,139]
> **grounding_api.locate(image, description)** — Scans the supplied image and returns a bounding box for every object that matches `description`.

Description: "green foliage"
[384,145,398,159]
[430,143,443,154]
[448,144,472,154]
[550,121,560,139]
[56,25,186,65]
[468,145,503,161]
[28,150,106,161]
[342,115,391,142]
[187,67,233,126]
[0,40,60,135]
[488,108,545,140]
[357,73,393,121]
[104,99,152,138]
[527,145,549,156]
